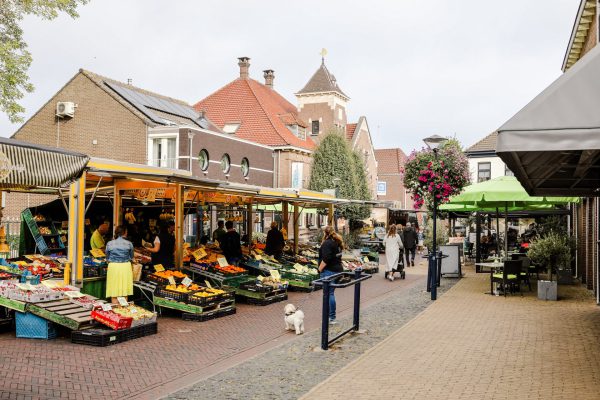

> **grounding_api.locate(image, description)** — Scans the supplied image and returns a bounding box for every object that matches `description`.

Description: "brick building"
[5,69,275,218]
[374,148,412,209]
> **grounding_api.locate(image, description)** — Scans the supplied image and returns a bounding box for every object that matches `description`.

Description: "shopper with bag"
[318,226,344,325]
[105,225,134,304]
[383,224,403,281]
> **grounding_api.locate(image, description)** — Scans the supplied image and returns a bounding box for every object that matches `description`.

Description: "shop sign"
[377,182,387,195]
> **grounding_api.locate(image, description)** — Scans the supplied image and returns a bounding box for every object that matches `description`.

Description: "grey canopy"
[496,43,600,196]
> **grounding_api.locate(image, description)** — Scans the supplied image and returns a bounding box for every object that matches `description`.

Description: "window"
[198,149,209,171]
[311,120,320,136]
[241,157,250,177]
[477,162,491,182]
[298,212,305,228]
[149,137,177,168]
[291,162,303,189]
[505,165,514,176]
[221,154,231,174]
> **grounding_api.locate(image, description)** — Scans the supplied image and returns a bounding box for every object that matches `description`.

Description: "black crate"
[187,292,221,307]
[71,328,120,347]
[154,286,190,303]
[146,274,170,286]
[239,282,271,293]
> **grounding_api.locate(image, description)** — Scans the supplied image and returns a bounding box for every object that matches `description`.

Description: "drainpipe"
[188,130,194,173]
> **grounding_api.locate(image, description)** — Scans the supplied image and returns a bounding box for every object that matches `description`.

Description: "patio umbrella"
[445,176,579,257]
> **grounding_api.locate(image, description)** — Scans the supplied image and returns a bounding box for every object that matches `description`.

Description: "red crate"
[91,308,133,330]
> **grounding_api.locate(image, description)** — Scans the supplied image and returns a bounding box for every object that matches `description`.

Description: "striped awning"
[0,137,89,190]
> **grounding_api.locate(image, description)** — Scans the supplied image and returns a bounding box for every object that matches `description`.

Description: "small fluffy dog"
[284,303,305,335]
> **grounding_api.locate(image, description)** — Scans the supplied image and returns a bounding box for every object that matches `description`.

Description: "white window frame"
[147,132,179,169]
[291,162,303,189]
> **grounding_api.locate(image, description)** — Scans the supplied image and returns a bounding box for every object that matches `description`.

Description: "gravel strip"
[166,274,458,400]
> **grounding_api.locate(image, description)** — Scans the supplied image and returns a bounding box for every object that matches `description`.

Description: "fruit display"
[260,275,288,289]
[155,270,187,279]
[91,307,133,330]
[38,226,52,235]
[191,287,225,298]
[0,281,63,303]
[164,284,195,293]
[0,271,17,280]
[112,304,157,326]
[134,249,152,264]
[212,264,247,275]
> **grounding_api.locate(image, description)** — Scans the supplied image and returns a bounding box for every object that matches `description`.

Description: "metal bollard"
[321,278,330,351]
[353,269,361,331]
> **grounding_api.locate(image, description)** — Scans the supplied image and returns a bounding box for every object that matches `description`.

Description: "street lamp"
[423,134,447,300]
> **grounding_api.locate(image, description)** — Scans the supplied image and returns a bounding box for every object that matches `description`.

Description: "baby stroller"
[388,248,406,280]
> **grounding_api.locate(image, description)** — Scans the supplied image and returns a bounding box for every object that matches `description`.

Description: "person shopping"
[402,222,418,266]
[264,221,285,260]
[318,226,344,325]
[105,225,134,304]
[220,221,242,266]
[147,221,176,269]
[383,224,404,281]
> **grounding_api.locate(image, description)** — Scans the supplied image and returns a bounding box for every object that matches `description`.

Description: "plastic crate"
[91,309,133,330]
[15,312,57,340]
[145,273,170,286]
[187,291,222,307]
[154,286,190,303]
[71,328,120,346]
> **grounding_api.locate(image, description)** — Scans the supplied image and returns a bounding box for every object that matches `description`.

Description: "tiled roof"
[346,123,357,141]
[194,78,315,150]
[465,131,498,153]
[296,60,349,98]
[81,69,221,131]
[375,148,407,175]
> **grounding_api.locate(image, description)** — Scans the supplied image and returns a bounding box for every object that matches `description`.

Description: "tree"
[1,0,89,123]
[308,131,372,221]
[402,138,470,210]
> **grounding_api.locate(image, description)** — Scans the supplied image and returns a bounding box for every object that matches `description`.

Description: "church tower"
[296,56,350,142]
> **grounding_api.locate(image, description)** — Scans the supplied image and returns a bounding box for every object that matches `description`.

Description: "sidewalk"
[302,266,600,400]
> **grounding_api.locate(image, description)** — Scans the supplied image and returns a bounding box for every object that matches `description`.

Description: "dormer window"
[286,124,306,140]
[223,123,241,134]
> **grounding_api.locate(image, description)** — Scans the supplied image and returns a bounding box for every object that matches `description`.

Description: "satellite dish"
[374,227,386,240]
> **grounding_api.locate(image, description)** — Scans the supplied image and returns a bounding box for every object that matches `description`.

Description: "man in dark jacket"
[264,222,285,260]
[402,222,418,266]
[220,221,242,265]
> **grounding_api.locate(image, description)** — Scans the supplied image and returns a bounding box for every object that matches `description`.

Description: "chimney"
[197,109,205,119]
[238,57,250,79]
[263,69,275,88]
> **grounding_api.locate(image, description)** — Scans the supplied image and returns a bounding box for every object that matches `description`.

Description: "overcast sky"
[0,0,577,154]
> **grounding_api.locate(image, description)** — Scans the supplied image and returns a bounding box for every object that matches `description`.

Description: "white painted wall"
[468,155,508,182]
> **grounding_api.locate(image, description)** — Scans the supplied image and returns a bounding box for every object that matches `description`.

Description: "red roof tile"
[194,78,314,150]
[375,148,407,175]
[346,123,357,141]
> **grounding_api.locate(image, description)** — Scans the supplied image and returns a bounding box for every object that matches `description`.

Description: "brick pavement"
[0,259,426,400]
[301,266,600,400]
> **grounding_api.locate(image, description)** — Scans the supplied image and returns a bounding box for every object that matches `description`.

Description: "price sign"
[101,303,113,312]
[217,257,229,268]
[168,276,176,285]
[90,249,105,258]
[181,277,192,287]
[192,248,207,260]
[270,269,281,281]
[204,280,212,289]
[117,297,129,307]
[154,264,165,272]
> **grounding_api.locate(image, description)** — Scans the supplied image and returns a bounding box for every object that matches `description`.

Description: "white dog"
[284,303,305,335]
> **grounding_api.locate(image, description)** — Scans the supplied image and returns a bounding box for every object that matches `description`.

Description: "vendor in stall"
[212,220,226,243]
[147,221,176,269]
[220,221,242,266]
[90,222,109,251]
[105,225,134,304]
[265,222,285,260]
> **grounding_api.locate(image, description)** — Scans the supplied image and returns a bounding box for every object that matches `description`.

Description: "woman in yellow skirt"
[105,225,134,304]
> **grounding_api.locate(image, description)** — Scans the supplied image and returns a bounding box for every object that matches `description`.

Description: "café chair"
[491,260,522,297]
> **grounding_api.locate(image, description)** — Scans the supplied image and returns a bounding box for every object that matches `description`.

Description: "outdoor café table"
[475,262,504,295]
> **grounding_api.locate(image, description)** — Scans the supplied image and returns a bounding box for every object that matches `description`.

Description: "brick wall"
[576,202,585,283]
[351,126,378,199]
[277,151,312,189]
[13,72,148,164]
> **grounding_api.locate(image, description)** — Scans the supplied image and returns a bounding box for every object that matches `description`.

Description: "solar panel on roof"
[104,81,202,126]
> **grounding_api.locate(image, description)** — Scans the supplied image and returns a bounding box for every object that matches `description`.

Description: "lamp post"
[423,134,447,301]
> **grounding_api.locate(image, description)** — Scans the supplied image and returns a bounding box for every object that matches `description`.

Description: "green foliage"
[403,138,470,210]
[423,216,448,250]
[308,131,372,222]
[527,232,575,281]
[0,0,89,123]
[537,215,568,237]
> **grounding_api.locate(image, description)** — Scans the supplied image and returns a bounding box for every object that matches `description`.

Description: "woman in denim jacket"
[105,225,134,304]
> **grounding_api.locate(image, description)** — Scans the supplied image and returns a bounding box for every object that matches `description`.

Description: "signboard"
[377,181,387,196]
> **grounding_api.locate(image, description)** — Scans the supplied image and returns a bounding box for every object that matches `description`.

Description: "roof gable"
[194,78,314,150]
[296,60,349,99]
[346,123,357,141]
[375,148,407,175]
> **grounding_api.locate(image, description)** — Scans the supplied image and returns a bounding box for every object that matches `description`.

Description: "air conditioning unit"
[56,102,76,118]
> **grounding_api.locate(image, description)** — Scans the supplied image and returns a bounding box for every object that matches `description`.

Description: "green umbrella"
[445,176,579,257]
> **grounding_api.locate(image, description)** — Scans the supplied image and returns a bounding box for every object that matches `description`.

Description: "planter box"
[538,280,557,301]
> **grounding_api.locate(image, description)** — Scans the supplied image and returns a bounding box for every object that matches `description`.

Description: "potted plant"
[527,232,574,300]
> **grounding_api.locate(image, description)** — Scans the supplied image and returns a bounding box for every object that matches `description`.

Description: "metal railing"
[312,269,372,350]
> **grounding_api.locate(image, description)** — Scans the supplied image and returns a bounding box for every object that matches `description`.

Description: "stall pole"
[112,180,122,228]
[68,172,86,286]
[175,184,184,269]
[293,203,299,254]
[246,201,253,248]
[327,203,334,227]
[282,201,289,232]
